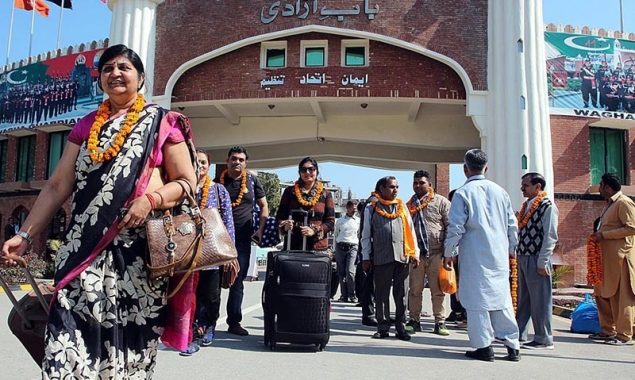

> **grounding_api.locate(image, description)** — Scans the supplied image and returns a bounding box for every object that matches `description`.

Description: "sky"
[0,0,632,199]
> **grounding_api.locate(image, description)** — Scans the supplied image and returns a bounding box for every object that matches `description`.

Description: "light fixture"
[360,103,368,109]
[268,104,275,110]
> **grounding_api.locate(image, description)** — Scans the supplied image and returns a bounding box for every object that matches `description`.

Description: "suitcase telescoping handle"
[289,209,309,251]
[0,254,50,317]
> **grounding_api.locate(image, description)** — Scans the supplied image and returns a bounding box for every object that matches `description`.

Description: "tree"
[257,171,281,215]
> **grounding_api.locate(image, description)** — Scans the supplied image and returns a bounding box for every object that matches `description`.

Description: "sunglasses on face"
[300,167,316,173]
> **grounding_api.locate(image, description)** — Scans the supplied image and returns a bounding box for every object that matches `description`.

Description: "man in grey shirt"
[516,172,558,350]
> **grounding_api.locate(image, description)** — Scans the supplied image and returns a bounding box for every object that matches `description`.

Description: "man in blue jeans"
[218,146,269,336]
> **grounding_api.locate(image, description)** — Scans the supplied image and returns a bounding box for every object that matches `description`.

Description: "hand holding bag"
[145,180,238,297]
[438,264,458,294]
[0,254,53,367]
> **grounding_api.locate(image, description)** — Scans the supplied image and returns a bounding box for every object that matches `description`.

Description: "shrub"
[0,253,55,284]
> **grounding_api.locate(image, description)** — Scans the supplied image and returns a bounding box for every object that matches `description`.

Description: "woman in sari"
[276,157,335,251]
[1,44,197,379]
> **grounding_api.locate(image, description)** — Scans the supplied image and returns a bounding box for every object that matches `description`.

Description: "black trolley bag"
[262,209,331,351]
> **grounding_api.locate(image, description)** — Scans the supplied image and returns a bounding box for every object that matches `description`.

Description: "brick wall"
[435,163,449,197]
[155,0,488,96]
[172,33,466,101]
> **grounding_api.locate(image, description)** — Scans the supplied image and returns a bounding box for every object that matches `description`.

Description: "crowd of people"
[0,78,80,125]
[1,44,634,379]
[579,58,635,112]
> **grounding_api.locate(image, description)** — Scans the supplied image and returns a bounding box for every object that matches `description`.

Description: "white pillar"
[473,0,553,206]
[107,0,164,100]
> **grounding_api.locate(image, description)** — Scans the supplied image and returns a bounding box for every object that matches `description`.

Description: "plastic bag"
[439,265,457,294]
[570,293,601,334]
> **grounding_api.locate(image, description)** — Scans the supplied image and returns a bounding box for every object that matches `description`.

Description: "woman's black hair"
[96,44,145,91]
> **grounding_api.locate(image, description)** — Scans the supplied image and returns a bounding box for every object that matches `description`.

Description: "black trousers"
[196,269,222,327]
[356,262,375,320]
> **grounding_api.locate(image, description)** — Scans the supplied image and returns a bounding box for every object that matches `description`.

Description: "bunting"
[47,0,73,9]
[14,0,50,17]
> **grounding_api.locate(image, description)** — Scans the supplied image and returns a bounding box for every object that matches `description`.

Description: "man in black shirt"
[218,146,269,336]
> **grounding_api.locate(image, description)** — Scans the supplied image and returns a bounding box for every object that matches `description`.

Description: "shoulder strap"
[215,184,223,218]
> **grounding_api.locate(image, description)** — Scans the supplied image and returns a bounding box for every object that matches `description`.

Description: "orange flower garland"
[199,175,212,208]
[293,181,324,207]
[407,190,435,215]
[219,169,247,208]
[510,257,518,314]
[87,94,145,163]
[517,191,547,228]
[586,235,603,286]
[371,192,404,219]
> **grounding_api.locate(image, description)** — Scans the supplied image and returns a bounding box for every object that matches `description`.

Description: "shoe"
[227,324,249,336]
[588,333,615,341]
[179,341,200,356]
[465,346,494,362]
[434,323,450,336]
[372,331,389,339]
[604,338,634,346]
[362,318,378,327]
[521,341,554,350]
[200,326,216,347]
[395,332,411,341]
[405,319,422,333]
[506,347,521,362]
[446,312,458,323]
[355,302,363,307]
[349,296,358,304]
[337,297,348,303]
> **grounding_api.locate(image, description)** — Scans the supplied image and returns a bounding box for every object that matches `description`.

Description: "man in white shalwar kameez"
[443,149,521,362]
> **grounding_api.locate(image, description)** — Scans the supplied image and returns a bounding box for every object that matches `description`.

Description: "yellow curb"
[20,284,32,292]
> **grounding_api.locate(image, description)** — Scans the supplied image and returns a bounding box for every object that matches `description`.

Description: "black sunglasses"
[300,167,316,173]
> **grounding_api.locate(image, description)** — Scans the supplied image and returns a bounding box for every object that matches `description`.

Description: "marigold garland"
[87,94,145,163]
[199,175,212,208]
[517,191,547,228]
[407,190,435,215]
[293,181,324,207]
[371,192,404,219]
[510,257,518,314]
[586,235,603,286]
[219,169,247,208]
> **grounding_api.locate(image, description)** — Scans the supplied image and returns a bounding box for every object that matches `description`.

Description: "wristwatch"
[17,231,33,246]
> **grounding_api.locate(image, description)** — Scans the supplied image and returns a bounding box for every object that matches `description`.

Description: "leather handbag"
[0,255,53,367]
[145,180,238,297]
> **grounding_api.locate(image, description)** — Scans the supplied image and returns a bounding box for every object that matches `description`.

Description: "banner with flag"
[0,49,105,132]
[47,0,72,9]
[14,0,50,17]
[545,31,635,120]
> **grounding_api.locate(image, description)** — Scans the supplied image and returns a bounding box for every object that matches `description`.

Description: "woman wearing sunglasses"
[276,157,335,252]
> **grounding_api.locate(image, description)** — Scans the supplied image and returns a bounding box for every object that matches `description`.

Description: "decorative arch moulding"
[545,23,635,41]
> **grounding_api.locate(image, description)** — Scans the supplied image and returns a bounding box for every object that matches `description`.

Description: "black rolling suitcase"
[262,210,331,351]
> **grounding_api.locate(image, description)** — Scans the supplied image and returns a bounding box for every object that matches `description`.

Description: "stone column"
[472,0,554,205]
[107,0,164,100]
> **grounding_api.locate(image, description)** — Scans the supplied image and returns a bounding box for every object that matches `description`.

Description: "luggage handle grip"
[1,254,50,315]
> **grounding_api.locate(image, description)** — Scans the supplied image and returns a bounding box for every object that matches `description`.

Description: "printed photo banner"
[546,31,635,120]
[0,49,104,133]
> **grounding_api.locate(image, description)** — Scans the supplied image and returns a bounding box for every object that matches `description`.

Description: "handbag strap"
[165,233,204,299]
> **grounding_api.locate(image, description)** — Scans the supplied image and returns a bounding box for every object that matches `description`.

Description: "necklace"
[407,190,435,215]
[220,169,247,208]
[371,192,403,219]
[87,94,145,163]
[517,191,547,228]
[293,181,324,207]
[199,175,212,208]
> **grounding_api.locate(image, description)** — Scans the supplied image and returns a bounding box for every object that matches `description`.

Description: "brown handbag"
[145,180,238,297]
[0,255,53,368]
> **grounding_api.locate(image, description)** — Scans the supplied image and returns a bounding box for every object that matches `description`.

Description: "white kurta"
[444,175,519,311]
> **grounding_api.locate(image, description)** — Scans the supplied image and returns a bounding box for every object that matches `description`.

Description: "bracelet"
[153,191,164,208]
[145,193,157,210]
[17,231,33,246]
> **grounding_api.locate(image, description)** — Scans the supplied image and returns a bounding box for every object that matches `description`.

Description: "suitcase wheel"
[316,343,326,352]
[269,341,276,351]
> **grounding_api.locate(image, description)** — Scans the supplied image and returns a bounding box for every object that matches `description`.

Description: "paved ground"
[1,281,633,379]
